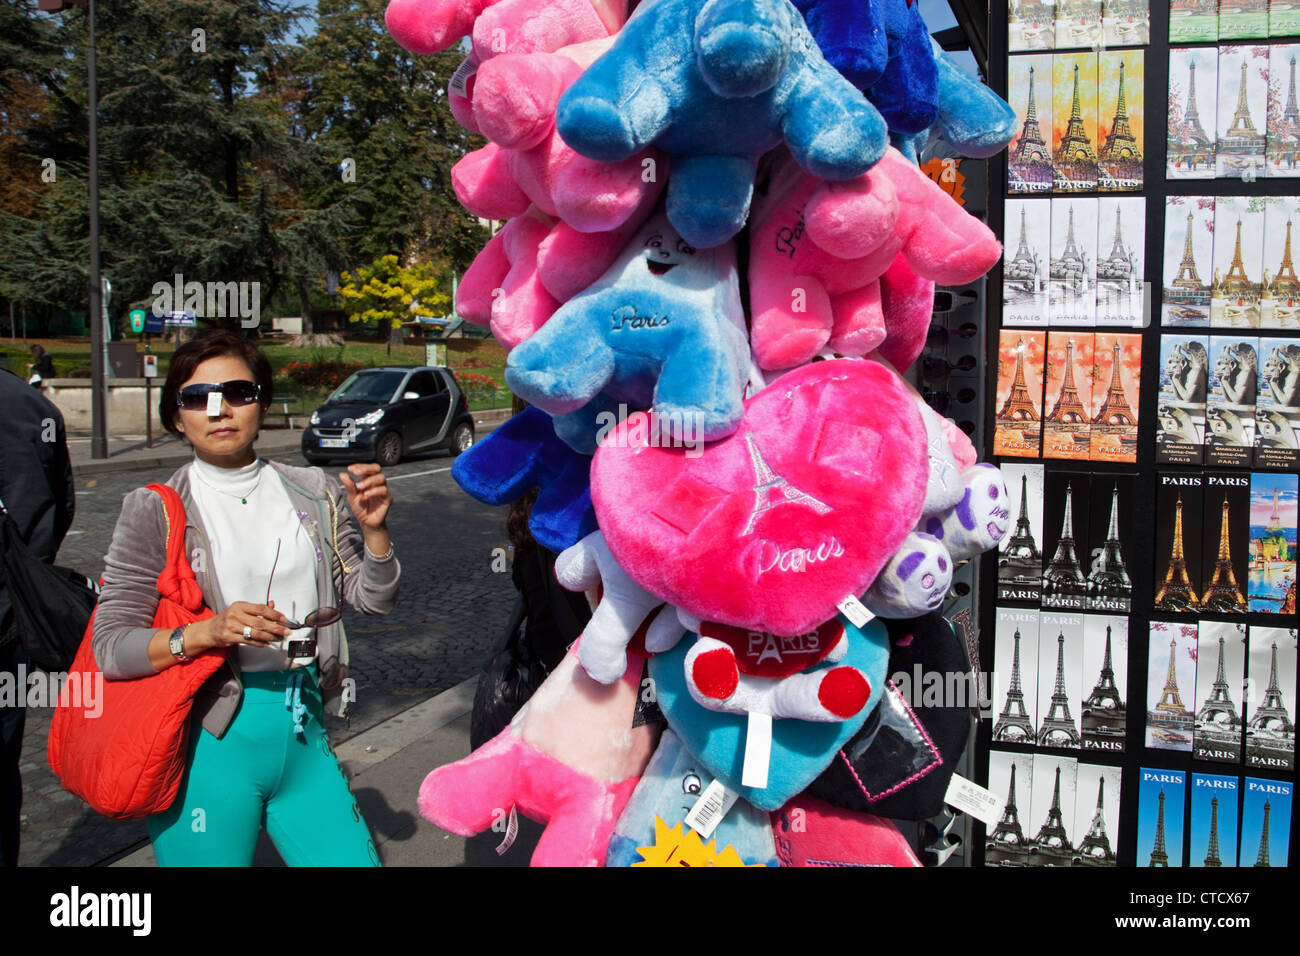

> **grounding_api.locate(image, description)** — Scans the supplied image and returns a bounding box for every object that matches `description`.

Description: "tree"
[337,253,449,351]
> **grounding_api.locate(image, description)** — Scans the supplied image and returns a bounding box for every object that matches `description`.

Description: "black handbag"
[0,499,99,672]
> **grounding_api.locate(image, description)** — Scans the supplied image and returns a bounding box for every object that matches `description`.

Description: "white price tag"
[836,595,874,629]
[741,711,772,790]
[205,391,223,417]
[684,779,740,840]
[448,57,477,99]
[944,773,1005,827]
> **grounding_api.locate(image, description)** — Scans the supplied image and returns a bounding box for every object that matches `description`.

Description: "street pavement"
[16,412,541,866]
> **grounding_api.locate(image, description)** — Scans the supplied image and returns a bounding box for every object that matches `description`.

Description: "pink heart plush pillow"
[592,360,928,635]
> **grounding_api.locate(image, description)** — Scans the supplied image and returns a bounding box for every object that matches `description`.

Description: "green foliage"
[337,254,448,330]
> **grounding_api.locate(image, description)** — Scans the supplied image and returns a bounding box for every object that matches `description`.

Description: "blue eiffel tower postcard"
[1138,768,1187,866]
[1241,776,1293,865]
[1190,773,1239,866]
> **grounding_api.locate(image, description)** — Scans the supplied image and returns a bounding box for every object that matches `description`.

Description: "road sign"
[163,309,196,327]
[129,308,146,333]
[143,354,158,378]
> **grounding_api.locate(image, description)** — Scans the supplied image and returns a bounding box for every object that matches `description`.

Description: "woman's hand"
[191,601,292,651]
[340,463,392,531]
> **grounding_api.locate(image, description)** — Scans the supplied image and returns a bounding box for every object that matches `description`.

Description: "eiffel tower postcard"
[1027,755,1078,866]
[1155,473,1206,613]
[1052,52,1099,191]
[1211,197,1266,328]
[1145,620,1199,751]
[1162,195,1215,327]
[1191,773,1240,868]
[1202,475,1252,615]
[1221,0,1270,40]
[1169,0,1220,42]
[1009,0,1057,51]
[1138,768,1186,867]
[1049,198,1097,325]
[993,607,1042,744]
[1008,54,1055,194]
[1003,199,1051,325]
[1216,46,1270,179]
[1088,332,1141,462]
[1254,337,1300,469]
[985,750,1035,866]
[1087,474,1134,612]
[1072,762,1121,865]
[1206,336,1259,466]
[1054,0,1101,50]
[998,463,1046,602]
[1042,472,1091,609]
[1157,333,1210,465]
[1260,198,1300,329]
[1245,626,1297,769]
[1102,0,1150,47]
[1037,612,1086,748]
[1096,197,1145,326]
[1266,44,1300,176]
[1167,47,1218,179]
[1044,331,1094,459]
[994,329,1047,457]
[1081,613,1128,750]
[1273,0,1300,39]
[1247,472,1297,613]
[1241,776,1293,866]
[1194,621,1248,763]
[1098,51,1145,192]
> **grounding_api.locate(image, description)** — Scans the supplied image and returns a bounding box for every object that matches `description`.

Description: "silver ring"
[242,625,253,640]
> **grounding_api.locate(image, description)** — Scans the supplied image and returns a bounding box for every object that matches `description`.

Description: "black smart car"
[302,366,475,466]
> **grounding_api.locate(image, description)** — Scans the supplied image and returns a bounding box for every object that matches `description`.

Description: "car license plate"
[319,438,349,448]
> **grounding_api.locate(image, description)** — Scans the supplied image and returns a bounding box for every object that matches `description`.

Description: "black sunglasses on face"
[177,380,261,411]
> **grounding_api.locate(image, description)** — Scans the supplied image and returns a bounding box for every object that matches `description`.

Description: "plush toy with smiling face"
[506,213,750,454]
[555,0,888,249]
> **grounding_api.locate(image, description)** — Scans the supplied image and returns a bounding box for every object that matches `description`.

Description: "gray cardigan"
[92,459,401,737]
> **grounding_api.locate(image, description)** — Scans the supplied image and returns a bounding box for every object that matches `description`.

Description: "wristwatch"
[169,626,191,663]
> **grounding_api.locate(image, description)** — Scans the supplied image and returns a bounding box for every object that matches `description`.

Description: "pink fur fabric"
[591,360,929,636]
[417,646,658,866]
[385,0,625,60]
[457,213,562,349]
[748,148,999,371]
[772,794,922,866]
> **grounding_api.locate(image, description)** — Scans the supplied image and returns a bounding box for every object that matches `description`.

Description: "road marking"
[386,467,453,482]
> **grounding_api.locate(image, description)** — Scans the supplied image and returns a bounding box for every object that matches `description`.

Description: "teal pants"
[146,669,380,867]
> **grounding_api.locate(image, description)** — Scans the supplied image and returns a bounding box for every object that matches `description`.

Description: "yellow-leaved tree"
[337,255,450,351]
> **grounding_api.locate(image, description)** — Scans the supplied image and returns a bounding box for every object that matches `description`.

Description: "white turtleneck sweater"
[188,455,323,670]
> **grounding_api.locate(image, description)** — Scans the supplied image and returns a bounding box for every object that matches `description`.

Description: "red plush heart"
[700,618,845,679]
[592,360,928,636]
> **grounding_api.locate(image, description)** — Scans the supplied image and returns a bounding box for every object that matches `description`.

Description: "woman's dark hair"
[160,329,274,436]
[30,344,46,359]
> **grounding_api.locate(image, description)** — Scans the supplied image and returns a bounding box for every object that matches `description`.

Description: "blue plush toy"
[505,212,750,454]
[555,0,888,249]
[449,405,597,552]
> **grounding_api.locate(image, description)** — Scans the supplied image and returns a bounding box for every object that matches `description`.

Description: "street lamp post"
[38,0,106,459]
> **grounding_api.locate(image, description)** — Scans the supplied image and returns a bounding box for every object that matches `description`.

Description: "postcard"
[1011,0,1058,51]
[993,607,1043,745]
[1004,199,1052,327]
[1168,47,1219,179]
[1247,472,1298,613]
[1254,337,1300,469]
[1155,473,1205,613]
[1266,44,1300,176]
[1042,471,1090,610]
[999,463,1047,603]
[1206,336,1259,465]
[1194,621,1248,763]
[1081,613,1128,751]
[1138,767,1186,866]
[1072,762,1122,865]
[1096,196,1145,326]
[1026,754,1079,865]
[1053,52,1099,192]
[1088,332,1141,462]
[985,750,1037,865]
[1145,620,1199,752]
[1037,611,1087,748]
[1245,626,1297,771]
[994,330,1047,458]
[1044,331,1095,459]
[1009,54,1057,194]
[1190,774,1240,866]
[1210,196,1267,329]
[1098,50,1145,192]
[1157,333,1211,464]
[1162,195,1216,327]
[1241,776,1292,865]
[1216,45,1270,180]
[1086,475,1134,613]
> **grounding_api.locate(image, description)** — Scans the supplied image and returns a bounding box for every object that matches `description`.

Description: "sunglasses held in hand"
[265,539,342,659]
[177,380,262,411]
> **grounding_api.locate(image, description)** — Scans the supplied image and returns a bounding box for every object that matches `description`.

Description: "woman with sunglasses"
[92,330,399,866]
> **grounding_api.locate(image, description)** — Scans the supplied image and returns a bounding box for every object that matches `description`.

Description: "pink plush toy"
[748,148,1000,372]
[418,643,660,866]
[456,211,563,349]
[385,0,626,59]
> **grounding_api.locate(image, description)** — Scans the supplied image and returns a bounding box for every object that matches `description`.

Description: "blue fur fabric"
[789,0,886,90]
[555,0,887,248]
[648,615,892,811]
[449,406,596,552]
[505,213,750,454]
[930,41,1017,158]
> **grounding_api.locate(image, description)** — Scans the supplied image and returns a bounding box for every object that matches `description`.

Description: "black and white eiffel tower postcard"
[1266,44,1300,177]
[1167,47,1218,180]
[1190,773,1240,867]
[1193,621,1248,763]
[1206,336,1259,466]
[1003,198,1051,326]
[1049,197,1097,325]
[1081,613,1128,751]
[1038,611,1087,749]
[1245,626,1297,770]
[1162,195,1215,328]
[1254,336,1300,469]
[1137,767,1186,867]
[985,750,1036,866]
[998,463,1046,603]
[1042,470,1091,610]
[993,606,1043,745]
[1096,197,1145,327]
[1155,473,1206,614]
[1260,198,1300,330]
[1216,45,1270,180]
[1157,333,1210,465]
[1098,50,1144,192]
[1072,762,1121,866]
[1145,620,1199,752]
[1201,474,1252,613]
[1086,474,1134,612]
[1026,754,1078,866]
[1241,776,1293,866]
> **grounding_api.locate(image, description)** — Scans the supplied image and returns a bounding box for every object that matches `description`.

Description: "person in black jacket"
[0,368,75,866]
